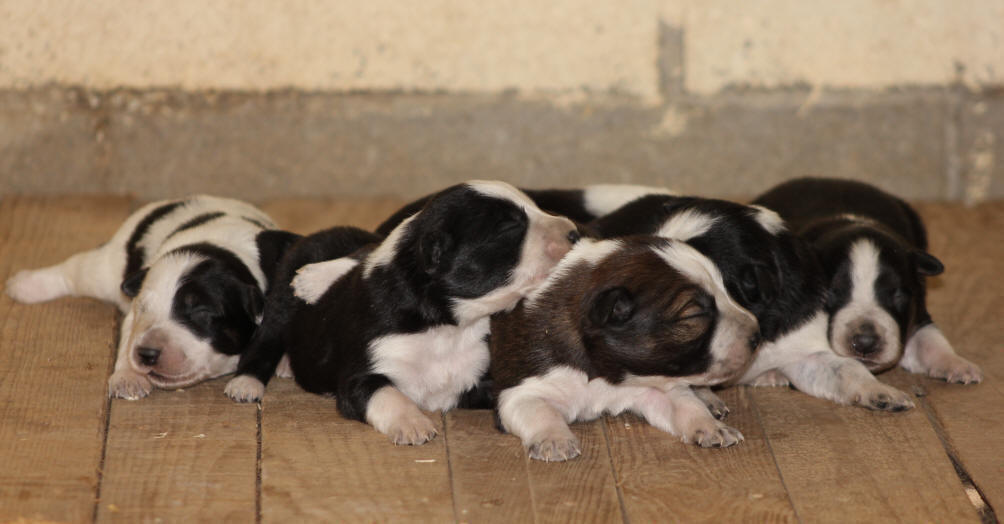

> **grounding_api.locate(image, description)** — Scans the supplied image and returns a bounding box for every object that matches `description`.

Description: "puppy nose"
[137,346,161,366]
[567,229,581,244]
[851,333,878,355]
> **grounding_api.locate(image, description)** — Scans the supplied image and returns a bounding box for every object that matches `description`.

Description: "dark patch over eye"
[670,293,714,341]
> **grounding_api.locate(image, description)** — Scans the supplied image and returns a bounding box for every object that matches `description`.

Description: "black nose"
[850,333,879,355]
[748,332,762,351]
[567,229,581,244]
[137,346,161,366]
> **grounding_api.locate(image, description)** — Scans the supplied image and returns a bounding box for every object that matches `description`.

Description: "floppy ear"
[914,251,944,276]
[120,268,149,298]
[239,282,265,322]
[589,287,636,327]
[418,230,453,276]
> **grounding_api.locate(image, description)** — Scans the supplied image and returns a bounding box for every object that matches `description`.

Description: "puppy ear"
[240,282,265,322]
[120,268,149,298]
[418,230,453,276]
[589,287,636,327]
[914,251,944,276]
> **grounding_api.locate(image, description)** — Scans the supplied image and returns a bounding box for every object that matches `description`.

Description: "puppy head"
[120,245,263,388]
[371,180,579,323]
[529,237,759,385]
[822,233,943,372]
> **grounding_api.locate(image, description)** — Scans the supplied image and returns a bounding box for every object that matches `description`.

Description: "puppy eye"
[892,288,911,310]
[677,294,714,321]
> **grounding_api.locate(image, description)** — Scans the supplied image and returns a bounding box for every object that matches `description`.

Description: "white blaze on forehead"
[657,209,717,241]
[749,205,787,235]
[849,239,880,303]
[582,184,675,217]
[466,179,539,210]
[524,238,623,308]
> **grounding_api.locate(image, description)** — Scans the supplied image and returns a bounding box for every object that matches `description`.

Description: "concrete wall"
[1,1,1001,201]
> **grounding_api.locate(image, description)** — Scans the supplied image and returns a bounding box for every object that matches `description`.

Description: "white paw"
[685,419,744,448]
[381,412,438,446]
[527,433,582,462]
[5,269,68,304]
[291,258,358,305]
[694,388,730,420]
[224,375,265,403]
[275,354,294,379]
[108,370,152,400]
[749,369,791,388]
[852,382,914,412]
[927,355,984,385]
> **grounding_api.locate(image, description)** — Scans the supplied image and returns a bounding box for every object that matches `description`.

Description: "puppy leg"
[274,354,294,379]
[107,309,152,400]
[6,245,128,310]
[497,392,580,461]
[636,387,743,448]
[291,257,359,305]
[747,369,791,388]
[692,386,730,420]
[782,352,914,411]
[226,286,299,403]
[900,324,983,384]
[365,385,439,446]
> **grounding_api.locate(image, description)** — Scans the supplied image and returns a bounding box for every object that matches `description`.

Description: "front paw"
[694,388,730,420]
[108,370,152,400]
[686,420,744,448]
[382,412,438,446]
[527,432,582,462]
[224,375,265,403]
[749,369,791,388]
[927,355,983,385]
[852,382,914,412]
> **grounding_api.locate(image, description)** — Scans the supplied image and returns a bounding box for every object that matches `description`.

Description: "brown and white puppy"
[490,236,760,461]
[5,195,294,399]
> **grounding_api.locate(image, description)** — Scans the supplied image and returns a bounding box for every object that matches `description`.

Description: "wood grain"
[750,378,980,523]
[606,387,797,523]
[96,379,258,523]
[0,196,131,522]
[260,378,454,522]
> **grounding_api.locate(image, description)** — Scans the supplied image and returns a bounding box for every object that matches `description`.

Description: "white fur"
[497,366,743,461]
[581,184,675,217]
[749,205,787,235]
[829,239,901,369]
[900,324,983,383]
[292,257,360,305]
[365,385,439,445]
[524,238,622,309]
[364,214,415,279]
[368,317,491,412]
[656,209,718,241]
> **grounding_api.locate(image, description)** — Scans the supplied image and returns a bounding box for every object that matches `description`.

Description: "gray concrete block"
[961,91,1004,202]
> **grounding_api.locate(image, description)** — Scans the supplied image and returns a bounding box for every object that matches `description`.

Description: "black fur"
[124,201,186,281]
[165,212,226,240]
[590,195,826,343]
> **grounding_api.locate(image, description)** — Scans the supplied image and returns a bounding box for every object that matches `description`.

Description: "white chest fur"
[368,317,491,411]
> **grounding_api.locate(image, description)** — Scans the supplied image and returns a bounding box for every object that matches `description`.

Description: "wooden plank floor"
[0,195,1001,523]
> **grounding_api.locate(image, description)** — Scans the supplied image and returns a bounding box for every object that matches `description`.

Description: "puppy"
[5,195,295,399]
[590,192,916,411]
[754,177,982,384]
[226,181,578,445]
[491,236,760,461]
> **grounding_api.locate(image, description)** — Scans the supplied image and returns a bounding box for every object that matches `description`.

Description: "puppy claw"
[224,375,265,403]
[108,371,152,400]
[387,415,438,446]
[693,424,744,448]
[929,357,983,385]
[528,437,581,462]
[853,383,914,412]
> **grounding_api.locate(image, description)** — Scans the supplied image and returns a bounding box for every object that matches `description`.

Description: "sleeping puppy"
[5,195,296,399]
[226,181,578,445]
[590,193,916,412]
[374,184,672,236]
[491,236,760,461]
[754,177,982,384]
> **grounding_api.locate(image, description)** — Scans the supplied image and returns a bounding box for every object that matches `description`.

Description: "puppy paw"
[748,369,791,388]
[5,269,68,304]
[275,354,294,379]
[927,355,983,385]
[852,382,914,412]
[686,420,744,448]
[108,370,152,400]
[291,258,358,305]
[224,375,265,403]
[527,434,582,462]
[693,388,730,420]
[383,412,438,446]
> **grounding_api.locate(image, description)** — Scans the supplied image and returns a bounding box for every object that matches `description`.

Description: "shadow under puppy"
[491,235,760,461]
[753,177,982,384]
[226,181,578,445]
[5,195,295,399]
[589,191,917,411]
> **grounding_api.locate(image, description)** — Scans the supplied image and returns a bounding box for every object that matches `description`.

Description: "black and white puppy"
[5,195,295,399]
[491,236,760,461]
[754,177,982,384]
[226,181,578,445]
[590,191,916,411]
